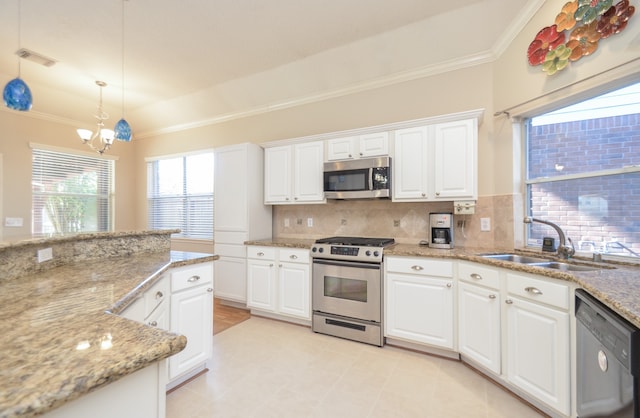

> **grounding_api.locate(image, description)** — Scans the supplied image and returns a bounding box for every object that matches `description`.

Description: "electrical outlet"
[296,218,302,225]
[37,248,53,263]
[341,219,347,225]
[307,218,313,227]
[284,218,290,227]
[393,220,400,227]
[480,218,491,232]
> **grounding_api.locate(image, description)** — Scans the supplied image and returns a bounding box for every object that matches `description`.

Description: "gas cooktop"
[314,236,396,247]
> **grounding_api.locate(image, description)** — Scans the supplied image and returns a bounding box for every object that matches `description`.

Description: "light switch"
[480,218,491,232]
[5,217,23,227]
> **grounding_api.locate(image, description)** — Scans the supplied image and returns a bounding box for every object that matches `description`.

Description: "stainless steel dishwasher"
[576,289,639,417]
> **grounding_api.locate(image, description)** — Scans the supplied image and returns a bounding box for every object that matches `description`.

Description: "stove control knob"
[366,250,372,256]
[319,248,324,253]
[373,251,380,257]
[312,247,317,253]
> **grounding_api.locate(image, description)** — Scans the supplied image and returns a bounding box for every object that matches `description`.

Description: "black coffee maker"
[429,213,454,249]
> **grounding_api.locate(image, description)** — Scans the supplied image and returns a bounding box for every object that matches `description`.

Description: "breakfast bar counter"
[0,231,216,418]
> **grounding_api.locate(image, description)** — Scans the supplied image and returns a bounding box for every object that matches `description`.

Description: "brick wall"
[528,114,640,255]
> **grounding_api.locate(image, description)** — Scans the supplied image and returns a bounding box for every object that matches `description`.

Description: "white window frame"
[145,150,214,241]
[30,143,116,235]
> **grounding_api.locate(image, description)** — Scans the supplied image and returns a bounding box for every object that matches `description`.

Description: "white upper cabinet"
[393,118,478,202]
[265,141,325,204]
[326,132,389,161]
[434,119,477,200]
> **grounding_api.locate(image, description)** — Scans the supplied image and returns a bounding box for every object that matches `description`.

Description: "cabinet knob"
[359,152,363,156]
[525,286,543,295]
[187,275,201,283]
[348,154,353,158]
[446,283,452,288]
[290,254,298,259]
[155,291,164,299]
[207,288,214,292]
[286,197,290,201]
[470,273,482,280]
[411,265,424,271]
[257,252,265,256]
[505,299,513,304]
[269,263,274,267]
[436,192,440,196]
[488,294,496,299]
[421,193,426,197]
[278,263,283,267]
[294,197,299,200]
[149,321,158,327]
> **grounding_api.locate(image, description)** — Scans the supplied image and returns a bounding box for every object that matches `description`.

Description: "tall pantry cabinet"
[213,143,272,303]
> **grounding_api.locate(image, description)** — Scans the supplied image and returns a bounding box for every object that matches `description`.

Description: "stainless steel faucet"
[523,216,575,259]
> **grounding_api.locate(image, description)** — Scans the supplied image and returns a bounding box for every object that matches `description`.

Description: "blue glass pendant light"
[3,77,32,111]
[114,118,131,142]
[114,0,132,142]
[4,0,33,112]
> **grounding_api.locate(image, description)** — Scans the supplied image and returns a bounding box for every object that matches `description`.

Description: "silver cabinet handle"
[207,288,213,292]
[269,263,274,267]
[436,192,440,196]
[470,273,482,280]
[488,294,496,299]
[155,291,164,299]
[294,197,299,200]
[285,197,290,201]
[257,252,265,256]
[149,321,158,327]
[359,152,363,156]
[525,287,543,295]
[278,263,283,267]
[289,254,298,260]
[348,154,353,158]
[505,299,513,304]
[411,265,424,271]
[187,275,201,282]
[446,283,452,288]
[421,193,426,197]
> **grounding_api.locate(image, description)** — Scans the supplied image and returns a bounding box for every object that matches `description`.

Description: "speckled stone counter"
[0,249,217,418]
[246,238,640,329]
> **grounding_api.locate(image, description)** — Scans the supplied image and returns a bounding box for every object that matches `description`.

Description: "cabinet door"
[433,119,476,200]
[385,273,454,349]
[214,144,248,231]
[169,285,213,380]
[359,132,388,157]
[458,282,501,374]
[327,136,357,160]
[392,126,430,201]
[145,302,169,331]
[264,146,292,204]
[278,261,310,319]
[293,141,325,203]
[214,256,247,303]
[247,259,277,312]
[506,296,570,416]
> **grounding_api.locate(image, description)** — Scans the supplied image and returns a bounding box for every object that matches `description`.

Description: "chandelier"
[76,81,118,155]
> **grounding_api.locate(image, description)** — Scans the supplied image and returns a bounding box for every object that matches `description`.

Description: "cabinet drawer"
[386,257,453,278]
[171,263,213,292]
[215,243,246,258]
[279,248,309,264]
[458,262,500,290]
[144,275,170,316]
[246,246,276,260]
[506,273,569,310]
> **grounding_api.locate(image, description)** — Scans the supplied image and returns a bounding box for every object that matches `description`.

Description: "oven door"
[312,258,381,322]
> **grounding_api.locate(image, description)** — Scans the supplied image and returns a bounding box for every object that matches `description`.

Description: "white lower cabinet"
[505,272,571,417]
[246,246,310,321]
[168,263,214,385]
[385,257,454,349]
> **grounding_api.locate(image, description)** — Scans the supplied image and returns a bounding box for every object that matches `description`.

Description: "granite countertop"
[0,250,217,418]
[247,238,640,329]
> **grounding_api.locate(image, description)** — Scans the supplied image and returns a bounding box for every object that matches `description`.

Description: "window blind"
[147,152,214,239]
[32,147,114,235]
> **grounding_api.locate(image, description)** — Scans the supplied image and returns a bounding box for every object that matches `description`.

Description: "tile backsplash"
[273,195,515,249]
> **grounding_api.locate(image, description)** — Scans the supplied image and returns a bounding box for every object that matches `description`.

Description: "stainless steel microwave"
[323,156,391,199]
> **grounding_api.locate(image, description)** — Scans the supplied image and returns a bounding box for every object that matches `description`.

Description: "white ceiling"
[0,0,535,136]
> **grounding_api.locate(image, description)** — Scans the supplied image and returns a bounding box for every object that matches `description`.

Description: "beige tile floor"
[167,317,547,418]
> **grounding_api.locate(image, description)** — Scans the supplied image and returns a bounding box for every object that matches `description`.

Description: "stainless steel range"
[311,236,395,346]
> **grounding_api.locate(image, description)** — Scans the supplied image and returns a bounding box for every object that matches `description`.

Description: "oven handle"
[368,167,373,191]
[312,258,381,270]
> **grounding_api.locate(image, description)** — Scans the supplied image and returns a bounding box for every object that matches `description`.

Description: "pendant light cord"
[121,0,126,118]
[17,0,22,77]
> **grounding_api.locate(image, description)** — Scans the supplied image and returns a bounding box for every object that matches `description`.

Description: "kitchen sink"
[480,253,604,272]
[481,254,549,264]
[526,262,599,272]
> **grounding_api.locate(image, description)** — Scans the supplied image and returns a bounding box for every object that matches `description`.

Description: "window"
[525,82,640,258]
[147,151,214,239]
[32,146,114,235]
